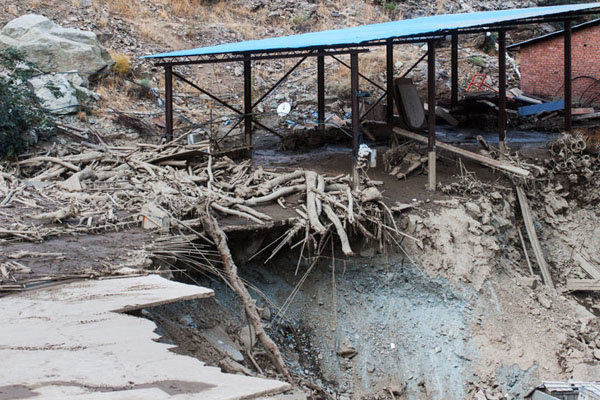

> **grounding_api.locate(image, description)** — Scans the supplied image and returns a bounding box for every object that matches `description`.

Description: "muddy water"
[207,253,477,399]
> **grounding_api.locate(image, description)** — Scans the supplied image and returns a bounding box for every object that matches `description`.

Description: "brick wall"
[520,24,600,105]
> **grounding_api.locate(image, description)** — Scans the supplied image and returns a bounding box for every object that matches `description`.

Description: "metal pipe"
[401,52,428,78]
[427,41,436,152]
[317,55,325,133]
[351,52,360,190]
[252,54,309,109]
[244,54,252,151]
[331,54,386,93]
[427,40,436,191]
[564,20,572,132]
[498,29,507,152]
[386,39,394,123]
[164,65,173,141]
[172,71,242,115]
[451,33,458,109]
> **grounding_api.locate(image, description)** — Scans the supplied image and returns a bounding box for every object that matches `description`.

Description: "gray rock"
[0,14,113,76]
[28,74,79,114]
[465,201,482,219]
[338,337,357,358]
[522,276,538,290]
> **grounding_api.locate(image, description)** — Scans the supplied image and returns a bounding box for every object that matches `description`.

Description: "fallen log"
[30,205,79,222]
[393,128,531,177]
[244,185,305,206]
[323,204,353,257]
[305,171,326,234]
[211,203,264,224]
[18,156,81,172]
[201,211,293,383]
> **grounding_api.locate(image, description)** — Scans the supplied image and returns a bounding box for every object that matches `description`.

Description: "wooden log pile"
[2,133,415,382]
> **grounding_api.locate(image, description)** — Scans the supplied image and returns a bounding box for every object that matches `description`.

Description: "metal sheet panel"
[143,3,600,59]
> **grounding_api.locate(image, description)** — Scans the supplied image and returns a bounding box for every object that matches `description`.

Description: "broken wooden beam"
[516,185,553,287]
[566,279,600,292]
[393,128,531,177]
[572,252,600,280]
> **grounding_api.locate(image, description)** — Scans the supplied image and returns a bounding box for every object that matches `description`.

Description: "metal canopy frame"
[152,4,599,190]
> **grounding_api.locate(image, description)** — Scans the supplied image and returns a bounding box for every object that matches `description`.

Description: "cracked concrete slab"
[0,275,291,399]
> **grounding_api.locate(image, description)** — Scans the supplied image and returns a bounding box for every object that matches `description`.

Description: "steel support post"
[427,41,436,191]
[498,30,507,153]
[351,52,360,190]
[317,55,325,133]
[386,39,394,123]
[564,20,572,133]
[243,55,252,154]
[164,65,173,142]
[451,33,458,109]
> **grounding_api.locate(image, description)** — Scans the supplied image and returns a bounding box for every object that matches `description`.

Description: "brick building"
[508,19,600,106]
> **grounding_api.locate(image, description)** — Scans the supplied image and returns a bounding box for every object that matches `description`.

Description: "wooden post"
[244,54,253,154]
[564,20,572,133]
[451,33,458,109]
[351,52,360,190]
[164,65,173,142]
[498,29,507,153]
[386,39,394,123]
[317,55,325,133]
[427,41,436,191]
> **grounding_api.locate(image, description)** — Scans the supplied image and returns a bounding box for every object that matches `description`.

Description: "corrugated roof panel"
[143,3,600,59]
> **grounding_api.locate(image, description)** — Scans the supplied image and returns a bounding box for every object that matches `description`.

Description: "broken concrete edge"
[113,290,214,313]
[1,275,293,399]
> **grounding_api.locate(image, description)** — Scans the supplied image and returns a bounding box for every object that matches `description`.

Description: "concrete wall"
[519,24,600,105]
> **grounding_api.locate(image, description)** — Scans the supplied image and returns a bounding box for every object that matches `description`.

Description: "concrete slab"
[0,275,291,399]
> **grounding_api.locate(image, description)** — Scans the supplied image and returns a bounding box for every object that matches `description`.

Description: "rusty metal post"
[386,39,394,123]
[451,33,458,109]
[498,29,507,153]
[564,20,572,133]
[164,65,173,142]
[427,40,436,191]
[243,54,252,153]
[317,55,325,133]
[351,52,360,190]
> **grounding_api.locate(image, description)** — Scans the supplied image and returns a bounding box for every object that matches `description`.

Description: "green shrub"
[468,55,486,67]
[0,49,56,157]
[384,2,397,11]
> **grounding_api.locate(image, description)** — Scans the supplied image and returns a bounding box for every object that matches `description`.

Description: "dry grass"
[101,0,142,18]
[111,53,131,76]
[95,76,136,114]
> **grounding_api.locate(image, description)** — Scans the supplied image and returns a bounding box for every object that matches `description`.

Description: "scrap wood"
[516,185,553,287]
[393,128,531,177]
[566,279,600,292]
[572,252,600,280]
[30,205,79,222]
[18,156,80,172]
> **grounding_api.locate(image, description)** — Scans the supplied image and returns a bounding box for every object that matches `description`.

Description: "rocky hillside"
[0,0,561,145]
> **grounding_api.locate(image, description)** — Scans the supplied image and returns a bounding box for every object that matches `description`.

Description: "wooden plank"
[566,279,600,292]
[573,111,600,121]
[392,128,531,177]
[573,252,600,279]
[516,186,553,287]
[572,107,595,115]
[518,99,564,116]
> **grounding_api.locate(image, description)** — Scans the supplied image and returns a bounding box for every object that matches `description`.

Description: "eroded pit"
[144,239,479,400]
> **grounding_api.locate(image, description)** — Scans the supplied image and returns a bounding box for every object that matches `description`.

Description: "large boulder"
[0,14,113,76]
[28,74,79,115]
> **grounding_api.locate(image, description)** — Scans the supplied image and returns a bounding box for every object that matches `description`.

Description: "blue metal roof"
[143,3,600,59]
